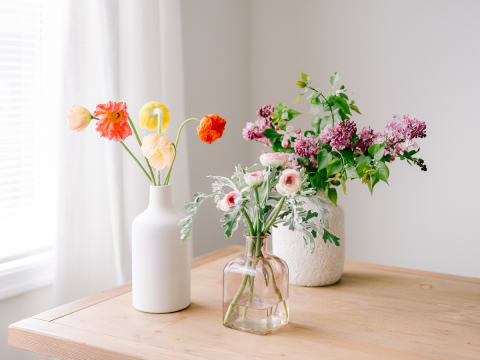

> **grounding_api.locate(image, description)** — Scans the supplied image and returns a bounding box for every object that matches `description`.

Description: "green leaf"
[350,103,361,114]
[375,161,390,183]
[368,142,385,161]
[301,72,309,82]
[328,187,338,205]
[326,158,342,176]
[287,108,301,120]
[322,228,340,246]
[341,180,347,194]
[340,149,354,165]
[312,116,321,133]
[294,93,303,103]
[334,96,351,115]
[356,159,369,177]
[367,174,379,194]
[345,165,358,179]
[263,128,281,140]
[317,149,332,170]
[330,72,339,86]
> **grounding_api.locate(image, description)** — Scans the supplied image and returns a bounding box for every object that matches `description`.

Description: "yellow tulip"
[139,101,170,132]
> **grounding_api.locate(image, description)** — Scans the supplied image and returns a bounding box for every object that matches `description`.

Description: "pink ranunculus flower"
[276,169,302,196]
[67,105,92,131]
[259,152,290,168]
[217,191,239,212]
[244,170,266,187]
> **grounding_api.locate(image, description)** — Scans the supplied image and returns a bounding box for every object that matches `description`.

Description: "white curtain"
[55,0,189,304]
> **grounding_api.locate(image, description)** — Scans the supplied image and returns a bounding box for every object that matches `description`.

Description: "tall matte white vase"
[272,196,345,287]
[132,185,190,313]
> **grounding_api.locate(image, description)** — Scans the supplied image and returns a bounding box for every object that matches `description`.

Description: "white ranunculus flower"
[244,170,266,187]
[259,152,290,168]
[276,169,302,196]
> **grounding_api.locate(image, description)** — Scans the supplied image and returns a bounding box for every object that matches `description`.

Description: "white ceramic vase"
[272,196,345,286]
[132,185,190,313]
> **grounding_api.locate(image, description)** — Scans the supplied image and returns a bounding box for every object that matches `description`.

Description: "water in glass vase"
[223,236,289,335]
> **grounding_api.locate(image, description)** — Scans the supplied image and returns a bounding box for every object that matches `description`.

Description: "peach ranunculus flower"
[197,114,226,144]
[93,101,132,141]
[67,105,92,131]
[141,133,174,171]
[139,101,170,132]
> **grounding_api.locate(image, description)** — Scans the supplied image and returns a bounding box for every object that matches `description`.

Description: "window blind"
[0,1,50,261]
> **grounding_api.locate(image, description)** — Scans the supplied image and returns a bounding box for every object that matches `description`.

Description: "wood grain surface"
[8,245,480,360]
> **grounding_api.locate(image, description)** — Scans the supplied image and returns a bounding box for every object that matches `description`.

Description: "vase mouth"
[244,235,269,240]
[150,184,172,189]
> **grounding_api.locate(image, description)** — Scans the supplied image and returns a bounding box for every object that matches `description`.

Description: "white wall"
[250,0,480,277]
[181,0,252,256]
[1,286,53,360]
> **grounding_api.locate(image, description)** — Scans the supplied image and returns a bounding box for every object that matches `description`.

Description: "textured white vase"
[272,196,345,286]
[132,185,190,313]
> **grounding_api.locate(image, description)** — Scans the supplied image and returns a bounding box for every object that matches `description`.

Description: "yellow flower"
[139,101,170,132]
[141,133,174,170]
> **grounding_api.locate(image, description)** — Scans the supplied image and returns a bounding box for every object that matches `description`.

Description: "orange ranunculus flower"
[93,101,132,141]
[196,114,226,144]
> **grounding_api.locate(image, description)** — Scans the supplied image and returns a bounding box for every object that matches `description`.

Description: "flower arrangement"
[67,101,226,185]
[180,152,340,325]
[243,73,427,204]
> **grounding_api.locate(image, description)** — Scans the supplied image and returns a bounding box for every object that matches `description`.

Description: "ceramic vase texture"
[272,195,345,286]
[132,185,190,313]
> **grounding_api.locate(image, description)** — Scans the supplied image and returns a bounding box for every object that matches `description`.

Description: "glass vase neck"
[245,235,268,258]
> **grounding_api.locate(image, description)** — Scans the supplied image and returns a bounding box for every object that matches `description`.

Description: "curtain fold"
[55,0,188,304]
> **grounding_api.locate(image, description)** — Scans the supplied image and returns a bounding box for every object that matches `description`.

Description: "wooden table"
[8,245,480,359]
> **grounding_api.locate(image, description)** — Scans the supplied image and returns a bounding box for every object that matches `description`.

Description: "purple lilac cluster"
[383,114,427,156]
[356,126,381,153]
[293,133,322,157]
[242,104,274,145]
[319,119,357,151]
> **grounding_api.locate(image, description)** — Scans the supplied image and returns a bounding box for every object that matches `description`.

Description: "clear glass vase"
[223,236,289,334]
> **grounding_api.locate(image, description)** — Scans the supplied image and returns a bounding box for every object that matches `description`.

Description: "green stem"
[127,116,156,185]
[224,275,248,324]
[263,196,286,235]
[241,276,255,320]
[265,260,289,321]
[164,117,200,185]
[119,141,152,183]
[307,85,336,125]
[241,208,255,236]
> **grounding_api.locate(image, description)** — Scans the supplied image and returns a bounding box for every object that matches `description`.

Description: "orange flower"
[197,114,226,144]
[93,101,132,141]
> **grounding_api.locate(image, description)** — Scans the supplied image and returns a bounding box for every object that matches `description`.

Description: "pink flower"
[293,133,322,157]
[401,114,426,140]
[217,191,239,212]
[244,170,266,187]
[319,124,333,145]
[356,125,381,153]
[330,119,357,150]
[67,105,92,131]
[276,169,302,195]
[93,101,132,141]
[259,152,290,168]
